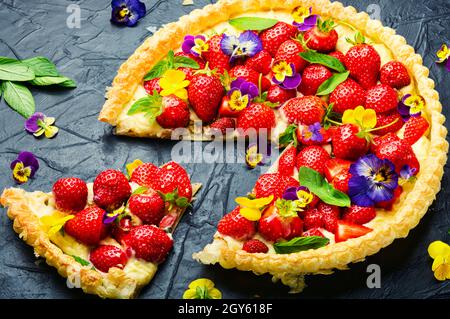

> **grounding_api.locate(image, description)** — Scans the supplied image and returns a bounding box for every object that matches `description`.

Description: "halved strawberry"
[217,207,256,241]
[335,220,372,242]
[324,158,352,182]
[258,204,303,242]
[403,116,429,145]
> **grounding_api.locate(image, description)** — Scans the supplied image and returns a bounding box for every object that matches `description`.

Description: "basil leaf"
[57,78,77,88]
[299,51,346,73]
[2,81,35,118]
[143,59,170,81]
[29,76,71,86]
[274,236,329,254]
[173,56,200,69]
[132,186,148,195]
[298,166,351,207]
[229,17,278,31]
[278,124,298,148]
[316,71,349,96]
[71,255,90,266]
[22,56,59,77]
[0,57,35,81]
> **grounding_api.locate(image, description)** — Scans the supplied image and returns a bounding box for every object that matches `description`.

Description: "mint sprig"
[299,51,346,73]
[278,124,298,148]
[143,50,200,81]
[316,71,349,96]
[127,90,164,121]
[228,17,278,31]
[274,236,329,254]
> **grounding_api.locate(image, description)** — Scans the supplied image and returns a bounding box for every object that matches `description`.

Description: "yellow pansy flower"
[126,159,144,177]
[272,60,294,83]
[342,105,377,130]
[291,6,311,23]
[245,144,264,169]
[40,212,75,237]
[428,241,450,281]
[235,195,273,221]
[436,44,450,63]
[229,90,249,111]
[159,69,190,99]
[183,278,222,299]
[403,95,425,115]
[12,162,32,184]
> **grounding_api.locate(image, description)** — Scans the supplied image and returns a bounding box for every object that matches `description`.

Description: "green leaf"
[0,57,35,81]
[57,78,77,88]
[298,166,351,207]
[71,255,90,266]
[2,81,35,118]
[173,56,200,69]
[229,17,278,31]
[274,236,330,254]
[175,197,190,208]
[299,51,346,73]
[316,71,349,96]
[127,94,163,120]
[22,56,59,77]
[132,186,148,195]
[29,76,71,86]
[143,59,170,81]
[278,124,298,148]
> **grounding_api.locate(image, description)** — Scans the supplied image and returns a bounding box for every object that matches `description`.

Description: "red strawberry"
[365,84,398,113]
[203,34,230,73]
[335,220,372,242]
[89,245,128,273]
[278,146,297,176]
[153,161,192,200]
[260,22,298,56]
[111,216,133,245]
[210,117,236,135]
[130,163,159,187]
[329,51,345,64]
[373,110,404,136]
[188,73,224,123]
[253,172,299,200]
[344,41,381,89]
[174,51,205,68]
[143,78,162,94]
[128,191,165,225]
[303,228,325,238]
[324,158,352,182]
[93,170,132,210]
[217,207,256,241]
[274,39,308,72]
[403,116,429,145]
[331,170,351,193]
[258,204,303,242]
[298,64,333,95]
[342,205,376,225]
[236,103,276,135]
[332,124,369,160]
[218,96,241,118]
[229,65,270,92]
[296,145,331,175]
[329,79,366,114]
[376,186,402,210]
[281,96,326,125]
[303,208,323,230]
[380,61,411,89]
[245,50,272,75]
[53,177,88,213]
[304,20,338,52]
[64,206,109,245]
[156,95,190,129]
[318,202,340,233]
[374,138,420,173]
[266,85,296,104]
[128,225,173,263]
[370,132,401,153]
[242,239,269,253]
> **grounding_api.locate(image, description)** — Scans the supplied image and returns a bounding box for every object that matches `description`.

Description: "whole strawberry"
[329,79,366,114]
[260,22,298,56]
[365,84,398,113]
[331,170,351,193]
[128,191,165,225]
[266,85,296,104]
[203,34,230,73]
[143,78,162,94]
[281,96,326,126]
[153,161,192,200]
[245,50,272,75]
[374,138,420,173]
[53,177,88,213]
[89,245,128,272]
[128,225,173,263]
[298,64,333,95]
[209,117,236,135]
[188,73,224,123]
[93,169,132,210]
[229,65,270,92]
[373,110,404,136]
[296,145,331,175]
[344,33,381,89]
[380,61,411,89]
[403,116,429,145]
[253,172,299,200]
[304,19,338,52]
[155,95,190,129]
[258,204,303,242]
[342,205,376,225]
[278,146,297,176]
[217,207,256,240]
[64,206,109,245]
[318,202,340,233]
[274,39,308,72]
[332,124,369,160]
[236,103,276,135]
[130,162,160,187]
[303,208,323,230]
[242,239,269,253]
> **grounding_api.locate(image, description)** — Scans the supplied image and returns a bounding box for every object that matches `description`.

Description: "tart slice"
[1,161,200,299]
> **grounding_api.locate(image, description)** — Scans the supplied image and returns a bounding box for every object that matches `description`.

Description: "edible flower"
[282,186,314,208]
[291,6,319,31]
[103,205,125,224]
[159,69,190,99]
[428,241,450,281]
[220,31,263,62]
[397,94,425,121]
[228,78,259,111]
[342,105,377,130]
[25,112,59,138]
[274,198,304,217]
[399,164,416,183]
[235,195,274,221]
[183,278,222,299]
[126,159,143,177]
[40,212,75,236]
[271,61,302,89]
[182,35,209,57]
[10,151,39,184]
[436,44,450,72]
[110,0,146,27]
[303,122,324,142]
[348,154,398,207]
[245,143,266,168]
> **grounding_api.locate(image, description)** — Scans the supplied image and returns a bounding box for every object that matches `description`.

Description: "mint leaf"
[57,78,77,88]
[71,255,90,266]
[229,17,278,30]
[274,236,329,254]
[29,76,71,86]
[299,51,346,73]
[278,124,298,148]
[2,81,35,118]
[298,166,351,207]
[22,56,59,77]
[0,57,35,82]
[316,71,349,96]
[132,186,148,195]
[173,56,200,69]
[127,94,163,120]
[143,59,170,81]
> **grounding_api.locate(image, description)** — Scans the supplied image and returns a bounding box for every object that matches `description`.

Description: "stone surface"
[0,0,449,299]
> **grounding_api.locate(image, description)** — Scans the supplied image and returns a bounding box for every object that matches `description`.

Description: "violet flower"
[10,151,39,184]
[111,0,146,27]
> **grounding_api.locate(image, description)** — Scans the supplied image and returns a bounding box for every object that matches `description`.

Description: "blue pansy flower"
[111,0,146,27]
[220,31,263,62]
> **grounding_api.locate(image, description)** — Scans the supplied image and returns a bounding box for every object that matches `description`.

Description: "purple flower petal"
[400,165,416,179]
[111,0,146,27]
[103,214,119,224]
[446,58,450,72]
[182,35,196,54]
[220,34,239,56]
[238,31,263,57]
[280,73,302,90]
[17,151,39,177]
[367,182,394,202]
[282,189,299,201]
[348,176,375,207]
[24,112,45,133]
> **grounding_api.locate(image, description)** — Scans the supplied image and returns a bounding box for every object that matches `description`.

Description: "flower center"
[12,162,31,183]
[119,7,130,18]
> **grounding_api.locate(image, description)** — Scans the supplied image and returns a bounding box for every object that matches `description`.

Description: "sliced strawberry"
[324,158,352,182]
[335,220,372,242]
[143,78,162,94]
[317,202,340,233]
[302,228,325,238]
[403,116,429,145]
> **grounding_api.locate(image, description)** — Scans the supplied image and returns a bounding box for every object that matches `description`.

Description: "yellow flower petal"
[208,288,222,299]
[188,278,215,290]
[436,44,450,63]
[239,207,261,221]
[44,126,58,138]
[40,213,75,236]
[235,195,273,209]
[428,241,450,259]
[432,255,445,271]
[182,289,198,299]
[158,77,171,90]
[432,259,450,281]
[174,88,188,100]
[163,69,186,83]
[12,162,30,183]
[126,159,144,177]
[44,117,56,126]
[362,108,377,129]
[342,108,355,125]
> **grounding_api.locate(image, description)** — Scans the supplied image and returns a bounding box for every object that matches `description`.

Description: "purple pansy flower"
[111,0,146,27]
[220,31,263,62]
[399,165,416,180]
[292,7,319,32]
[348,154,398,207]
[282,186,314,208]
[397,94,424,122]
[229,78,259,99]
[182,35,208,57]
[24,112,58,138]
[303,122,323,142]
[272,61,302,90]
[10,151,39,184]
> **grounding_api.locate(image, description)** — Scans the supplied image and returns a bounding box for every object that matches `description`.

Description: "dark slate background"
[0,0,449,299]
